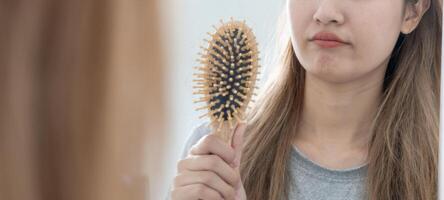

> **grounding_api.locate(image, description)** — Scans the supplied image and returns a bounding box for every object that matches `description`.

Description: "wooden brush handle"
[211,121,236,146]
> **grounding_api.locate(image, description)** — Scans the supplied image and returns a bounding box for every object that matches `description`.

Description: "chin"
[305,65,359,84]
[299,54,365,84]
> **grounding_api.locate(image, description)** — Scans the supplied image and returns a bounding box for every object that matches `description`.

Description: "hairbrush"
[193,18,260,145]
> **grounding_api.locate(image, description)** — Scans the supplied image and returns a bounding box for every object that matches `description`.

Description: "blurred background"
[1,0,162,200]
[0,0,288,200]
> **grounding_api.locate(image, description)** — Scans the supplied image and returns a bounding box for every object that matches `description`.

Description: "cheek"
[352,9,402,75]
[288,1,318,67]
[288,1,312,47]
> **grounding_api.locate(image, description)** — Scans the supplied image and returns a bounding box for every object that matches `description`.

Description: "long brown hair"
[240,0,441,199]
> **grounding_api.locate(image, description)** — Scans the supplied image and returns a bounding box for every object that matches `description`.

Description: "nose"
[313,0,345,25]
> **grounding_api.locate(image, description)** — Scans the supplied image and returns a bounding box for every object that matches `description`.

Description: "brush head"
[193,18,260,140]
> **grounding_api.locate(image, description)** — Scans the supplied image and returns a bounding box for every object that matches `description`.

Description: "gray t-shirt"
[167,123,369,200]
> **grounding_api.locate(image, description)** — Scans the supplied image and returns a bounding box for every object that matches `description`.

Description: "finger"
[190,134,236,165]
[231,122,246,168]
[177,154,240,187]
[171,183,223,200]
[173,171,236,199]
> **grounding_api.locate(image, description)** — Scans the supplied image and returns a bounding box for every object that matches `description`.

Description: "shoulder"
[180,122,212,159]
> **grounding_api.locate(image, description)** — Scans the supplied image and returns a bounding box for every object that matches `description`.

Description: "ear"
[401,0,430,34]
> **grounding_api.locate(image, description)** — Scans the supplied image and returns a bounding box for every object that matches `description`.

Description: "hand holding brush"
[172,18,260,200]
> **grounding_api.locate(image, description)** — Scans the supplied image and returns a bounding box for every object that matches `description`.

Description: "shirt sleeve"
[164,122,212,200]
[179,122,212,159]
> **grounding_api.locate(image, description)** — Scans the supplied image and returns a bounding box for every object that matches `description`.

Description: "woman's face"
[288,0,409,83]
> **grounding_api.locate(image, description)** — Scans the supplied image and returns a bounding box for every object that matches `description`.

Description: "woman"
[170,0,441,199]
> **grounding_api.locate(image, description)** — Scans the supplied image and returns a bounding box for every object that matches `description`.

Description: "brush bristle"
[193,18,260,129]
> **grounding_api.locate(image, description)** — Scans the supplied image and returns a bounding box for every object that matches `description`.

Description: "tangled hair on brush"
[240,0,441,199]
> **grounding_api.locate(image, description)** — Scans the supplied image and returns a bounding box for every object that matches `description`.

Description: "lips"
[311,32,348,48]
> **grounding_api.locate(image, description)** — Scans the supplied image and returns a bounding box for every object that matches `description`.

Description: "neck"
[297,70,384,151]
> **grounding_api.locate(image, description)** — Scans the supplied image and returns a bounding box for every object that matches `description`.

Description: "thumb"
[231,122,247,168]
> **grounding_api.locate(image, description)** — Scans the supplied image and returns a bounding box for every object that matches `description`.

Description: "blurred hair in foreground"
[0,0,165,200]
